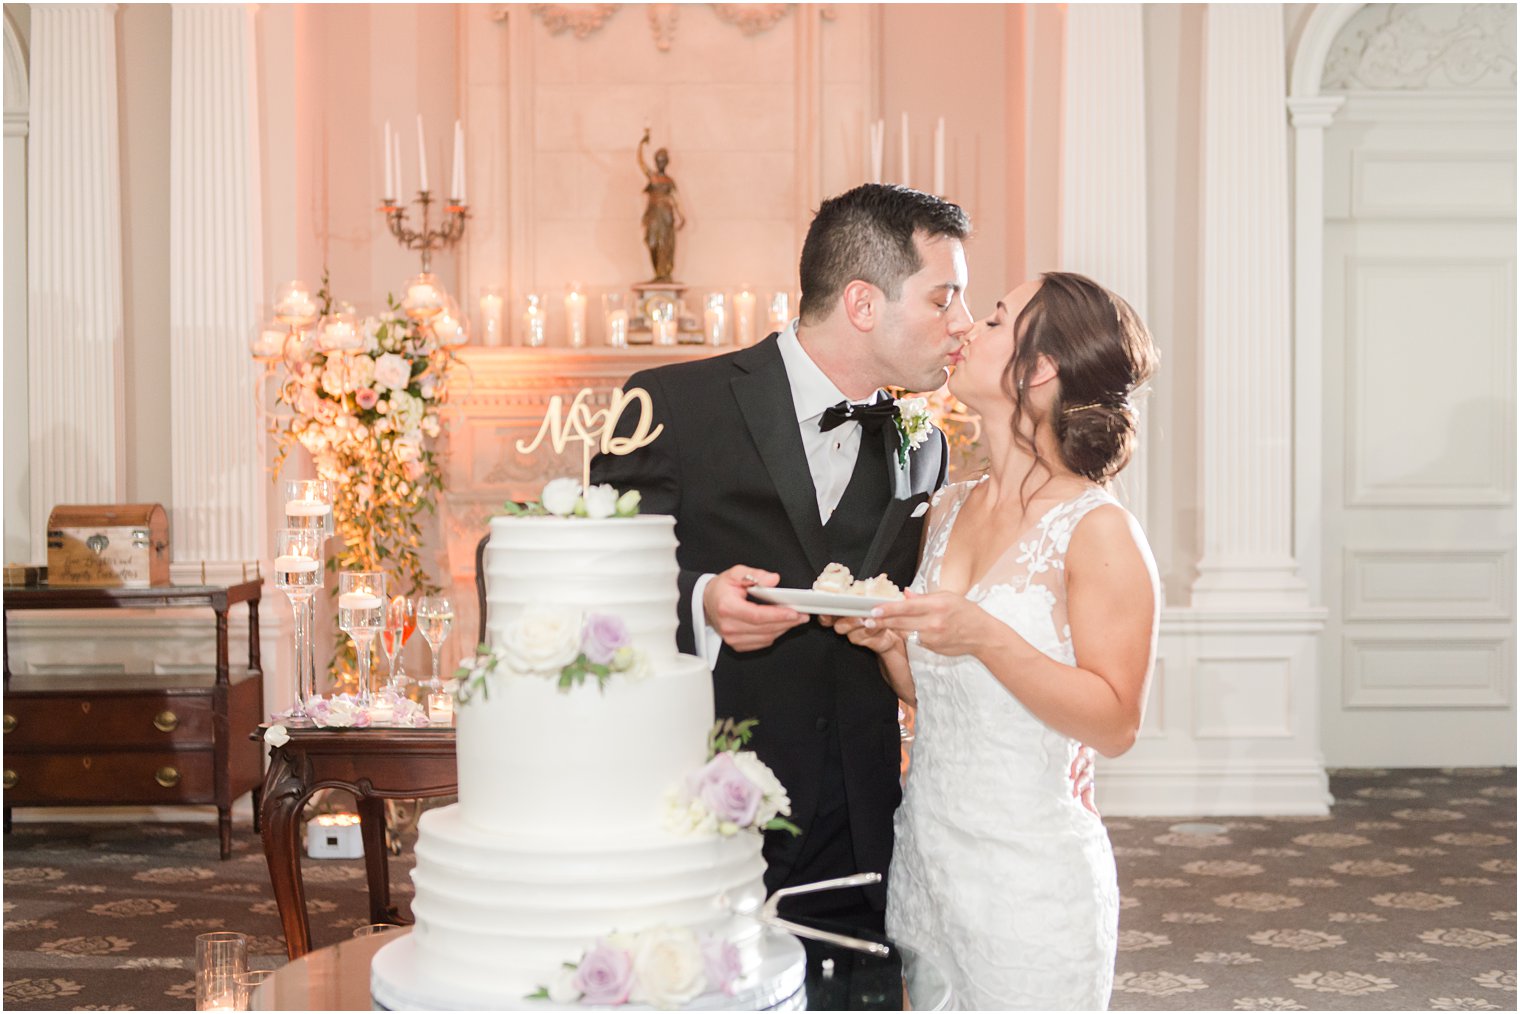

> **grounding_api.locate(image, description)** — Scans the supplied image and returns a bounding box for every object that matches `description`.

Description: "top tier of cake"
[483,514,680,663]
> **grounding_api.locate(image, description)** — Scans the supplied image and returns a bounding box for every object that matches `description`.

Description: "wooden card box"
[46,504,170,587]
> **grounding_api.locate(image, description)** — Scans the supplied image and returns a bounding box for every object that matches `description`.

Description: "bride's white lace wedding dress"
[886,479,1121,1011]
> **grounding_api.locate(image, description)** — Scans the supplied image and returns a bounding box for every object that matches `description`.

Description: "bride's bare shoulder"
[1066,499,1158,589]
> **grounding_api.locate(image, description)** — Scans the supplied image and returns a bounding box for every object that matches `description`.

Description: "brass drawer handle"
[3,769,15,789]
[154,766,181,788]
[3,713,15,733]
[152,710,179,733]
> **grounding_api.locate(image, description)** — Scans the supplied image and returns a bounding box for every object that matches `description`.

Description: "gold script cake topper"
[515,387,664,489]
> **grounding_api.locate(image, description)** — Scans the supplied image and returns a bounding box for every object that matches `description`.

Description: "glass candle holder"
[603,292,629,348]
[650,298,677,346]
[768,291,791,334]
[338,572,387,707]
[565,285,588,348]
[233,969,272,1011]
[733,288,757,347]
[353,922,402,939]
[427,690,454,726]
[523,293,546,348]
[195,931,247,1011]
[403,272,446,321]
[703,292,727,346]
[272,281,319,328]
[479,287,505,347]
[274,528,324,724]
[431,295,468,347]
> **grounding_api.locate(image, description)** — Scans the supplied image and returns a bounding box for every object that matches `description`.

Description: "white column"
[1058,3,1150,529]
[26,4,126,551]
[1191,3,1307,608]
[168,4,265,576]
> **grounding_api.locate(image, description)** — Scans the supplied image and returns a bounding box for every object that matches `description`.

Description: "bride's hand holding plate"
[822,613,905,658]
[865,589,1001,658]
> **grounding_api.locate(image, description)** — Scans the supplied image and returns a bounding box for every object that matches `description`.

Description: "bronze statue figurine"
[638,128,686,283]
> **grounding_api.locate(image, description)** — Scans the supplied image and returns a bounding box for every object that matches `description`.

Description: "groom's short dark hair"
[798,184,970,325]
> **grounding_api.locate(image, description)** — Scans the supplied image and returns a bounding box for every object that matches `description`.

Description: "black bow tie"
[819,398,897,433]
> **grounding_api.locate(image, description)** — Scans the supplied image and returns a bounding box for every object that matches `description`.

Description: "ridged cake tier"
[455,652,714,836]
[408,806,768,997]
[484,514,681,663]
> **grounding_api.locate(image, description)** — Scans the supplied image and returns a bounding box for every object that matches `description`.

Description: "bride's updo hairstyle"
[1004,272,1157,486]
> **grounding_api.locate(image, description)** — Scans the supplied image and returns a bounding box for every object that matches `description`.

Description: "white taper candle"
[416,114,428,193]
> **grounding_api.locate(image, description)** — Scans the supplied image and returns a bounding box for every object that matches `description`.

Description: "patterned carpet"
[2,768,1515,1011]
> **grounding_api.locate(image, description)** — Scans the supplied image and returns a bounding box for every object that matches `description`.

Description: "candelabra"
[380,191,468,273]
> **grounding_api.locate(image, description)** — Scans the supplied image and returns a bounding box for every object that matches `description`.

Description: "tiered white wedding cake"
[370,486,806,1011]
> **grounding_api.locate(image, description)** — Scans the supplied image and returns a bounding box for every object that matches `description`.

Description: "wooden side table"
[257,726,457,959]
[3,581,263,859]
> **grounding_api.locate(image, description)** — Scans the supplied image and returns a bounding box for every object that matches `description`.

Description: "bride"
[830,271,1160,1010]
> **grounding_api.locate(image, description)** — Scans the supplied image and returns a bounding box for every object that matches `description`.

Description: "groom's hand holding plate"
[706,565,809,652]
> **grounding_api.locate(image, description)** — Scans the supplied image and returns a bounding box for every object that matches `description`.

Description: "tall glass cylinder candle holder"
[195,931,247,1011]
[283,479,333,709]
[479,287,504,346]
[565,285,587,348]
[768,291,791,334]
[603,292,629,348]
[733,288,757,346]
[650,298,677,346]
[704,292,728,345]
[274,529,324,723]
[338,572,386,707]
[523,293,546,347]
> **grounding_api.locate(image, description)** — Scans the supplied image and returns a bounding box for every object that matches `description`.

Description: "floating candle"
[274,555,320,573]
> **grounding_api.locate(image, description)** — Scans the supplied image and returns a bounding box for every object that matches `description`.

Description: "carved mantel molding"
[497,4,834,49]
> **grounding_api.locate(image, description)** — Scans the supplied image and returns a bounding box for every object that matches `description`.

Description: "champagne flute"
[416,595,455,692]
[380,594,415,693]
[339,572,386,707]
[274,528,323,724]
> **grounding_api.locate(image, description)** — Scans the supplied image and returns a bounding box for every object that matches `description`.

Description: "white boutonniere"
[893,396,933,468]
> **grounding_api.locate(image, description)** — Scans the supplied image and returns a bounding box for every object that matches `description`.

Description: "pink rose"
[355,388,378,410]
[581,613,631,665]
[691,752,761,828]
[701,935,743,996]
[573,939,634,1006]
[403,460,426,482]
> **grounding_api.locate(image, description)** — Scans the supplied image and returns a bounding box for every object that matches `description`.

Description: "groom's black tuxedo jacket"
[591,334,947,908]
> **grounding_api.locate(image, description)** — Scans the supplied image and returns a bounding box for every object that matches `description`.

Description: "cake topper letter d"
[516,387,664,489]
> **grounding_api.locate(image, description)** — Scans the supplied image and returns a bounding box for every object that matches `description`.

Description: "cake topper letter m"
[515,387,664,489]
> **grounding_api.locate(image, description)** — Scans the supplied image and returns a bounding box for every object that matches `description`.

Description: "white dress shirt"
[692,322,885,662]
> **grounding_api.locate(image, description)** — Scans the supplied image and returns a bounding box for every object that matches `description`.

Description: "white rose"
[582,484,619,519]
[502,608,582,674]
[373,352,412,392]
[628,928,706,1008]
[393,438,422,464]
[731,751,791,825]
[419,376,437,399]
[422,414,441,438]
[390,390,425,432]
[547,966,581,1004]
[320,366,346,398]
[540,478,582,517]
[346,353,376,391]
[263,724,290,748]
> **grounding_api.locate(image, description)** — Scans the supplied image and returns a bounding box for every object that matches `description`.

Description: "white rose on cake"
[540,478,582,517]
[502,607,583,675]
[628,927,707,1009]
[581,483,620,519]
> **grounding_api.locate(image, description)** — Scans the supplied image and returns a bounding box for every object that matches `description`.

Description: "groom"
[592,184,973,931]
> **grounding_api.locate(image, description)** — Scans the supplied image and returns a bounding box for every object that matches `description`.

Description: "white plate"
[748,586,898,617]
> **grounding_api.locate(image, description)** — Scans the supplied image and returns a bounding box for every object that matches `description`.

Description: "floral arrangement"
[500,478,641,519]
[263,694,431,744]
[454,609,650,703]
[531,927,742,1007]
[665,719,799,838]
[268,275,459,612]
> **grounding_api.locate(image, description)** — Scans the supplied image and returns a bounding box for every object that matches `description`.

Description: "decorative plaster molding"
[710,4,790,35]
[504,2,826,49]
[524,3,621,39]
[1323,3,1517,91]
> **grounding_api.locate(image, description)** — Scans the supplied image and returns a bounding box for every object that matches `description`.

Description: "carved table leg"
[218,805,233,860]
[261,744,315,959]
[358,793,401,924]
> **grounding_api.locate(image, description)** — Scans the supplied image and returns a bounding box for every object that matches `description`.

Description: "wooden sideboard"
[2,581,265,858]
